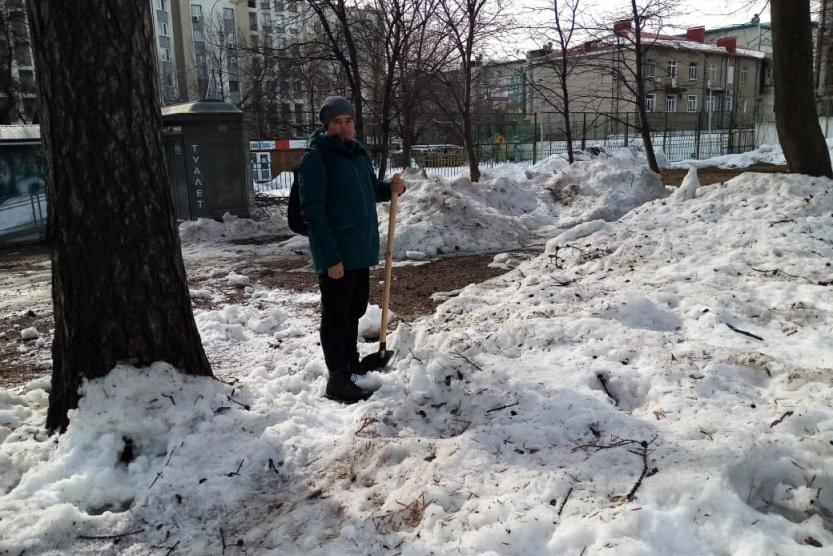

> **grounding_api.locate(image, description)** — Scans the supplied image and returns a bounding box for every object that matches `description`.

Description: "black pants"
[318,268,369,375]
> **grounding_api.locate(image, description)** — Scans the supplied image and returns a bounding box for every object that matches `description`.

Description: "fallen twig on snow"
[226,459,244,477]
[148,471,164,489]
[486,402,519,414]
[226,395,250,410]
[220,527,226,554]
[770,410,794,428]
[558,487,573,517]
[573,435,659,502]
[78,529,144,541]
[725,323,764,341]
[596,374,619,406]
[452,351,485,372]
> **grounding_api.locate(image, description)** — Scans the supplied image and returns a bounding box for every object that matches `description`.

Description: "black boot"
[325,368,372,404]
[350,354,365,376]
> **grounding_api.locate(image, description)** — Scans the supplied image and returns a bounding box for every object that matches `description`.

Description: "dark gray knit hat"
[319,96,355,126]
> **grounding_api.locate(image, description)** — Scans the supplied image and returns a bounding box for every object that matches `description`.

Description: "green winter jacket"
[298,129,392,275]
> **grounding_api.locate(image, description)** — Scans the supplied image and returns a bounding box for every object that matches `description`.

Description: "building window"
[708,63,716,82]
[741,98,747,113]
[740,67,748,83]
[687,94,697,112]
[295,103,304,124]
[190,4,202,18]
[161,22,168,36]
[166,73,174,87]
[275,0,284,9]
[666,94,677,112]
[160,0,166,10]
[248,0,256,7]
[725,93,733,111]
[229,80,239,92]
[706,93,715,112]
[645,93,656,112]
[643,59,656,78]
[224,7,234,20]
[249,12,258,31]
[667,60,677,79]
[688,62,697,80]
[162,47,170,61]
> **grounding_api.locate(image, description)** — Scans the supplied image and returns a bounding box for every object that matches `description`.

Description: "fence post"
[695,110,701,159]
[624,112,629,146]
[532,112,538,164]
[581,112,587,150]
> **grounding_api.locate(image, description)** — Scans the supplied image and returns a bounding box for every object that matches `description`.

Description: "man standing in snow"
[298,96,406,404]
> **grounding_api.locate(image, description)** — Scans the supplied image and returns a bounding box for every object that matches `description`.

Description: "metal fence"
[253,109,756,192]
[0,191,47,246]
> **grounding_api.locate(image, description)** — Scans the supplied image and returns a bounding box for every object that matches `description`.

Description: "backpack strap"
[310,145,336,189]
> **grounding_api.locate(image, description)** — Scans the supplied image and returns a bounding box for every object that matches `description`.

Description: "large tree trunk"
[630,1,660,174]
[771,0,832,177]
[27,0,213,433]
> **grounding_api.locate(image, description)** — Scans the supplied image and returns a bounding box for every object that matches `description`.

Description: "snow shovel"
[360,190,399,372]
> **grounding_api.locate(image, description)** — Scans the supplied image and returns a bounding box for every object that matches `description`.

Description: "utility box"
[161,100,252,220]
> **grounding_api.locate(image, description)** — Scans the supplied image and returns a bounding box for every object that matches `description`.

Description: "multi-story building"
[473,59,527,113]
[149,0,314,135]
[700,18,774,110]
[526,22,765,128]
[0,0,37,124]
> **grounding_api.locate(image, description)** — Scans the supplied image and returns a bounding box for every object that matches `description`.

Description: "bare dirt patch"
[661,163,787,187]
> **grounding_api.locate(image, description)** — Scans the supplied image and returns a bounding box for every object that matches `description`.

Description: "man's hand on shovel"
[390,173,406,195]
[360,174,404,373]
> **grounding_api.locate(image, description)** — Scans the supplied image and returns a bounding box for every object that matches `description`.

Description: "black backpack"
[288,147,335,236]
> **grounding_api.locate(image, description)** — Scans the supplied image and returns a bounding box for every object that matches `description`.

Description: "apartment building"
[149,0,313,129]
[701,19,774,108]
[527,22,764,126]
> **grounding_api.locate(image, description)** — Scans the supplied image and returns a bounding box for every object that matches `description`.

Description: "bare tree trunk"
[771,0,832,177]
[463,102,479,182]
[27,0,213,433]
[630,0,660,173]
[560,57,574,163]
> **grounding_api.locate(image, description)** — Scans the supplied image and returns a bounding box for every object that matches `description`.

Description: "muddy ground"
[0,243,511,389]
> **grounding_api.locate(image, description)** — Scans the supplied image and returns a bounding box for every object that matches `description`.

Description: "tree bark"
[631,0,660,174]
[26,0,213,433]
[771,0,832,177]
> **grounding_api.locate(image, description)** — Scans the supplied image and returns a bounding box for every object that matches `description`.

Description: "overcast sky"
[497,0,772,59]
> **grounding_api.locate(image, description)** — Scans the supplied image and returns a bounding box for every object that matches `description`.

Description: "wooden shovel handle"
[379,192,398,356]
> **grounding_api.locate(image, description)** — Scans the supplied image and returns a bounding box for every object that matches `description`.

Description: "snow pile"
[377,171,833,554]
[179,211,288,243]
[0,364,275,554]
[387,154,667,258]
[670,166,701,202]
[357,304,396,340]
[669,143,790,170]
[2,171,832,554]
